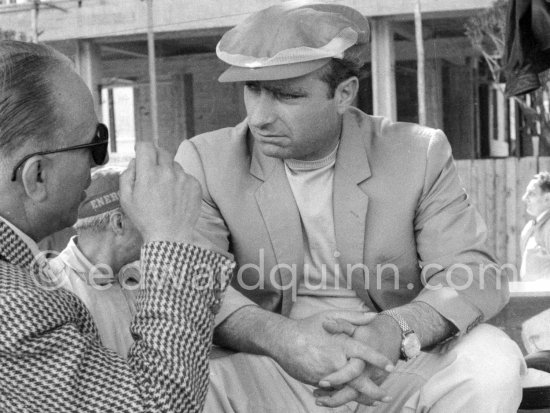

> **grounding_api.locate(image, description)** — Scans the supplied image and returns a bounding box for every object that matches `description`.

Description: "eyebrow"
[248,81,308,96]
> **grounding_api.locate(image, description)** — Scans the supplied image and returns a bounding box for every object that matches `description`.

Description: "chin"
[258,144,294,159]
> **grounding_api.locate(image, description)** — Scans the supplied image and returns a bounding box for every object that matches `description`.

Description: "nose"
[247,91,276,129]
[522,193,528,203]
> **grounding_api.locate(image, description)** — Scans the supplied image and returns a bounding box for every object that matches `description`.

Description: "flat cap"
[216,1,370,82]
[78,167,122,219]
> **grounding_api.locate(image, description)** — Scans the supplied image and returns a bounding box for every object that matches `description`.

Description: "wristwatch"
[379,309,421,361]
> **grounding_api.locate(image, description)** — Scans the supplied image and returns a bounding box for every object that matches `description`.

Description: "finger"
[322,319,356,336]
[318,358,365,388]
[317,375,391,408]
[119,158,136,203]
[157,145,174,167]
[326,311,377,326]
[319,344,392,387]
[135,141,157,174]
[315,385,360,408]
[348,373,392,404]
[317,386,379,408]
[345,338,395,373]
[313,386,342,398]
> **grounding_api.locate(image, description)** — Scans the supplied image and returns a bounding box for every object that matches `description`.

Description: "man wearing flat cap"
[49,167,142,357]
[176,1,525,412]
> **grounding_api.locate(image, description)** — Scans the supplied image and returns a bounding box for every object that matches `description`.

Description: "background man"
[175,2,525,412]
[520,171,550,281]
[0,40,233,412]
[49,167,142,357]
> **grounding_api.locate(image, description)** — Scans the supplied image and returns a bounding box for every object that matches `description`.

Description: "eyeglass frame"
[10,123,109,182]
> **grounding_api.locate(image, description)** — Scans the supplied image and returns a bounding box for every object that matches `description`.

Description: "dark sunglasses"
[11,123,109,182]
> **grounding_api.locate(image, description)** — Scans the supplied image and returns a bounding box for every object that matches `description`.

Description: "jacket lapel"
[333,111,371,291]
[250,132,303,312]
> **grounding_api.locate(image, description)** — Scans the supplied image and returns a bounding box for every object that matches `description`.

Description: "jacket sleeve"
[175,139,259,327]
[412,130,509,333]
[0,242,234,413]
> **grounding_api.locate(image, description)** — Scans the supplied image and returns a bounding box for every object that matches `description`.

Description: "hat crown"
[220,7,365,59]
[78,166,123,219]
[216,1,370,82]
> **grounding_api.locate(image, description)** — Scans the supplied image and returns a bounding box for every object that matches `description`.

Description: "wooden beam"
[75,39,102,119]
[394,37,476,63]
[146,0,159,145]
[371,18,397,121]
[414,0,427,126]
[101,44,148,59]
[107,88,117,152]
[99,36,479,83]
[425,59,443,129]
[0,0,495,42]
[99,27,227,44]
[393,21,433,41]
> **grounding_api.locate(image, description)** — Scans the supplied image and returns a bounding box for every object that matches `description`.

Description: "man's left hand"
[314,316,402,407]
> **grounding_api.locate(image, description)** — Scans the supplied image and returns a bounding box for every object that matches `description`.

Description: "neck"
[77,232,122,273]
[306,119,342,161]
[0,206,44,242]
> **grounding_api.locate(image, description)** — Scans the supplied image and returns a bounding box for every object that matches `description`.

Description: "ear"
[21,156,49,202]
[109,211,125,236]
[334,76,359,115]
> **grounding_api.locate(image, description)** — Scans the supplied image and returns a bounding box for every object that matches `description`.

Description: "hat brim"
[218,58,331,82]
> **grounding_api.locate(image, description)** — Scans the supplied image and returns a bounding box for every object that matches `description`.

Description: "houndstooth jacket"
[0,221,234,412]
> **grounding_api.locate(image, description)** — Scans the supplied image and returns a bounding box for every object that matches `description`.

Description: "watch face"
[402,333,421,359]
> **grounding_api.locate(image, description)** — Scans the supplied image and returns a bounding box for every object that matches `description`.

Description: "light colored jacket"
[176,107,508,333]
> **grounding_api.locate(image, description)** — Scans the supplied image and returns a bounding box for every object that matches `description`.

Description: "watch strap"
[379,309,413,335]
[379,309,421,361]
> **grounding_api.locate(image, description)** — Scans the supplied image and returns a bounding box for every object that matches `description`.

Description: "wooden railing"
[455,157,550,278]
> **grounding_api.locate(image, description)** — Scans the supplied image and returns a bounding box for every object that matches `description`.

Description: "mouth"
[254,133,287,143]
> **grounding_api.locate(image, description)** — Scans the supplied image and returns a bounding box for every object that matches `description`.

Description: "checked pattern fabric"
[0,221,234,412]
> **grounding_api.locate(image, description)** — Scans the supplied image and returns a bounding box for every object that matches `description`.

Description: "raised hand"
[119,141,202,244]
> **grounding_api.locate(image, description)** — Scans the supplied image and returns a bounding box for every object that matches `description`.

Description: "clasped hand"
[273,311,397,407]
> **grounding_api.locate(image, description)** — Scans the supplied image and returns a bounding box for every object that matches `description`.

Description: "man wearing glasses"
[0,41,234,412]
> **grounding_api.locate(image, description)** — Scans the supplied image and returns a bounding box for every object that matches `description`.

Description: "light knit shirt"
[520,210,550,281]
[284,144,366,319]
[49,236,138,357]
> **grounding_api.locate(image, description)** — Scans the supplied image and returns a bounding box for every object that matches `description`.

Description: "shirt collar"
[284,141,340,171]
[536,209,550,224]
[57,236,116,285]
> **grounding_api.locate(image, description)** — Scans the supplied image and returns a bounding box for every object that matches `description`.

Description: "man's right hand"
[120,141,202,244]
[270,311,394,401]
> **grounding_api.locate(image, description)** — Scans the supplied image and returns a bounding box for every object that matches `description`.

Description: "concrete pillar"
[371,18,397,121]
[75,40,102,120]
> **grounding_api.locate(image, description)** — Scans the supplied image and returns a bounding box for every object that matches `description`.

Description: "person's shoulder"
[380,118,441,149]
[347,108,446,158]
[348,108,441,145]
[0,259,32,291]
[0,259,93,334]
[177,119,251,171]
[187,119,249,152]
[0,260,58,316]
